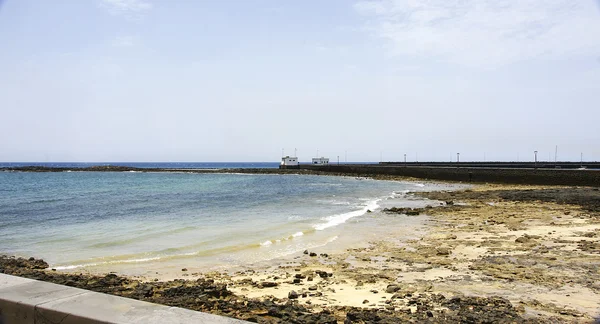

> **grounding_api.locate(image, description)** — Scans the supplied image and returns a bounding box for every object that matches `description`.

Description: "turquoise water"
[0,171,451,275]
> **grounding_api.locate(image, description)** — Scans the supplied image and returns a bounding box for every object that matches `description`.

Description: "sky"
[0,0,599,162]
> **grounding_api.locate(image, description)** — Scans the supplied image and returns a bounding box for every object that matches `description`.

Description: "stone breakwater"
[301,164,600,187]
[3,184,600,323]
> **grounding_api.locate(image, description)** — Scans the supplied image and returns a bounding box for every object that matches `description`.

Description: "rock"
[181,268,188,272]
[446,201,454,205]
[259,282,278,288]
[370,289,378,294]
[309,252,317,257]
[295,274,306,279]
[363,299,369,304]
[386,284,400,293]
[293,278,302,284]
[307,276,314,281]
[309,285,317,291]
[436,247,451,256]
[316,270,329,278]
[288,290,299,299]
[303,250,309,254]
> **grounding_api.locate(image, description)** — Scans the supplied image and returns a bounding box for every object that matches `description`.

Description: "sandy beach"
[2,181,599,323]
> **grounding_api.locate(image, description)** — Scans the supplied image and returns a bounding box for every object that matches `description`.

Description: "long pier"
[296,163,600,187]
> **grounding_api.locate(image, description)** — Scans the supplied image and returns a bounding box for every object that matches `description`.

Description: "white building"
[312,157,329,165]
[281,156,299,166]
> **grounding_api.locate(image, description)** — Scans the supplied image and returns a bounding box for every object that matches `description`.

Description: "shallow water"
[0,171,462,276]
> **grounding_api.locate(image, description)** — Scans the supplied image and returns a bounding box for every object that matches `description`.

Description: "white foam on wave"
[54,256,163,270]
[414,183,425,187]
[292,231,304,237]
[260,240,273,246]
[313,198,381,231]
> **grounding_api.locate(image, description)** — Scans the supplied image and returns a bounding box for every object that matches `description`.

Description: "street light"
[404,153,407,167]
[457,153,460,163]
[534,151,538,169]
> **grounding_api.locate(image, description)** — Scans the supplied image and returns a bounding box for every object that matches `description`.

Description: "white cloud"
[354,0,600,67]
[100,0,152,19]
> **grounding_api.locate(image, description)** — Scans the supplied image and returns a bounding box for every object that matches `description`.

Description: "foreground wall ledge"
[0,273,248,324]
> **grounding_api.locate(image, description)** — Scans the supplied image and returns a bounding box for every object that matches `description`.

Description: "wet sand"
[2,182,600,323]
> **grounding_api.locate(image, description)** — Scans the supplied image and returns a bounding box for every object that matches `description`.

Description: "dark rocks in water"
[309,252,317,257]
[288,290,299,299]
[446,201,454,205]
[0,256,48,270]
[181,268,188,272]
[320,253,329,258]
[295,273,306,279]
[293,278,302,284]
[383,207,422,216]
[303,250,309,254]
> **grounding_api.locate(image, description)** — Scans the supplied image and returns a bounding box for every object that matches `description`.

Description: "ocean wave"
[313,198,381,231]
[54,256,163,270]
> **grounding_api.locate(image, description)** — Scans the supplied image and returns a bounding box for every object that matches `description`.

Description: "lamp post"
[404,153,407,167]
[457,153,460,163]
[534,151,538,169]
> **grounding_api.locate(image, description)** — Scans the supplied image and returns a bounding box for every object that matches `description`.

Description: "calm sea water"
[0,162,281,169]
[0,170,457,276]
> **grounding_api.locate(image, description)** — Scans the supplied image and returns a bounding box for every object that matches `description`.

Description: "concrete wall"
[0,274,247,324]
[301,164,600,187]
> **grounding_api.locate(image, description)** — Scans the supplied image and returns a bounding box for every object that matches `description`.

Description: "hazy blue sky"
[1,0,599,162]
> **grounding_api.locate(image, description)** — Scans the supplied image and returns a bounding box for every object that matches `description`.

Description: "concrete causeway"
[0,273,248,324]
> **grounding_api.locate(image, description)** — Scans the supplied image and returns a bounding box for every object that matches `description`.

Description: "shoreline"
[2,181,599,322]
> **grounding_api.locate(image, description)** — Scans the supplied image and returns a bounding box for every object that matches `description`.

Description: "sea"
[0,162,462,278]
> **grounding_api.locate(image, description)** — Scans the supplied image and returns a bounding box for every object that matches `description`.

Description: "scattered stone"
[436,247,451,256]
[386,284,400,293]
[288,290,299,299]
[258,282,278,288]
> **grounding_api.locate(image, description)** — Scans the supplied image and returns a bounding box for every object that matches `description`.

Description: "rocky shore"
[2,183,600,323]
